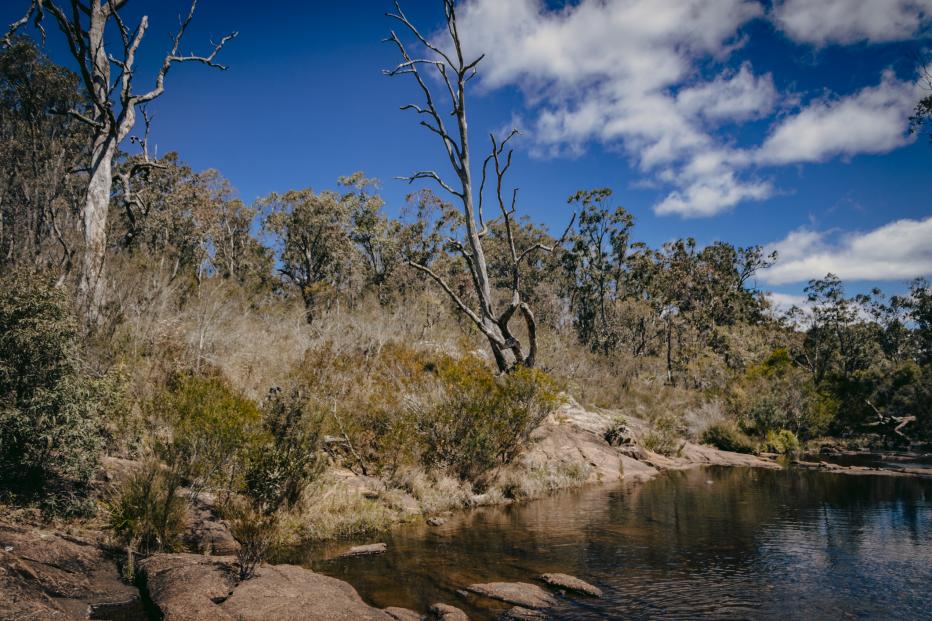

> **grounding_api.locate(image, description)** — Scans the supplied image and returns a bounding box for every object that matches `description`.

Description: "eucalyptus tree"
[5,0,235,319]
[0,38,87,280]
[341,172,402,301]
[561,188,635,353]
[385,0,573,372]
[259,188,354,324]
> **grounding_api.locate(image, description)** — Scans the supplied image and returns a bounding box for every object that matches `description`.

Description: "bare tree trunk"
[6,0,235,322]
[386,1,574,373]
[79,137,115,318]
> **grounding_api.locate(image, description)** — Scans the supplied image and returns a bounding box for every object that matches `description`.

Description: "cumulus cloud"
[676,63,778,123]
[772,0,932,46]
[453,0,926,218]
[761,217,932,285]
[654,172,772,217]
[455,0,769,216]
[756,70,920,165]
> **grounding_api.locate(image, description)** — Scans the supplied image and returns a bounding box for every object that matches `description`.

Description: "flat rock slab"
[430,603,469,620]
[140,553,396,621]
[539,573,603,597]
[465,582,557,609]
[0,522,137,621]
[139,553,237,621]
[222,563,394,620]
[337,542,388,558]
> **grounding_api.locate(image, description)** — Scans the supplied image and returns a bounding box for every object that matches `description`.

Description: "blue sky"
[7,0,932,304]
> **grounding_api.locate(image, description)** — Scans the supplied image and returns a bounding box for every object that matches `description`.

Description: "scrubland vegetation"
[1,1,930,584]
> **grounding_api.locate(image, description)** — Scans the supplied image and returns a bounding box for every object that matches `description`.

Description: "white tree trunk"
[78,139,114,318]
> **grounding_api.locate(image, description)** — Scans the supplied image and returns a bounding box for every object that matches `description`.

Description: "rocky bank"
[0,399,819,621]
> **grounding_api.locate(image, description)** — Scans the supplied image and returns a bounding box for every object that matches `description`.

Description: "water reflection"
[285,467,932,620]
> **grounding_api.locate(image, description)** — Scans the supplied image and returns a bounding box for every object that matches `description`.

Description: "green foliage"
[0,38,88,274]
[701,422,756,454]
[561,188,635,353]
[149,373,261,499]
[228,388,325,579]
[259,188,355,322]
[241,388,325,515]
[641,413,685,456]
[0,269,102,514]
[730,348,834,440]
[413,357,560,482]
[106,460,186,554]
[760,429,800,455]
[291,342,433,476]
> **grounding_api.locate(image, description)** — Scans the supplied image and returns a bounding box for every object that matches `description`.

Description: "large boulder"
[523,401,659,485]
[222,563,394,620]
[139,553,396,621]
[138,553,237,621]
[384,606,424,620]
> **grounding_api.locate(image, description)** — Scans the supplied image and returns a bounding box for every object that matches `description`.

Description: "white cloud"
[455,0,768,216]
[772,0,932,46]
[764,292,812,320]
[756,70,920,165]
[762,217,932,285]
[453,0,927,218]
[654,172,772,217]
[676,62,778,123]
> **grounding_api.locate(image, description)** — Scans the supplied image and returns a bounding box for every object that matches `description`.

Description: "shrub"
[240,388,325,515]
[229,387,325,579]
[149,373,261,500]
[701,422,756,454]
[730,348,836,440]
[290,342,432,476]
[761,429,800,454]
[106,460,186,554]
[0,269,103,515]
[642,412,686,456]
[413,357,560,482]
[604,414,633,446]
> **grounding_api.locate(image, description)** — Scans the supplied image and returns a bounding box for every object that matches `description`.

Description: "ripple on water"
[284,467,932,620]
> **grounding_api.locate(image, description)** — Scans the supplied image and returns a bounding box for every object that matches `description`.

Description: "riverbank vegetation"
[0,2,930,583]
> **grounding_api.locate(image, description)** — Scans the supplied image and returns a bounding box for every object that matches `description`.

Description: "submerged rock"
[539,573,602,597]
[337,542,388,558]
[465,582,557,609]
[500,606,547,620]
[427,516,447,527]
[429,602,469,620]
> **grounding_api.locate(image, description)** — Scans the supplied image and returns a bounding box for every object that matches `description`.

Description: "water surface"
[294,467,932,620]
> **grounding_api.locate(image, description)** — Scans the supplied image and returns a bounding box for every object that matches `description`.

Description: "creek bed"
[285,466,932,620]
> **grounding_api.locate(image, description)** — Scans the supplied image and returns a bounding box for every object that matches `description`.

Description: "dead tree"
[385,0,573,373]
[5,0,236,320]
